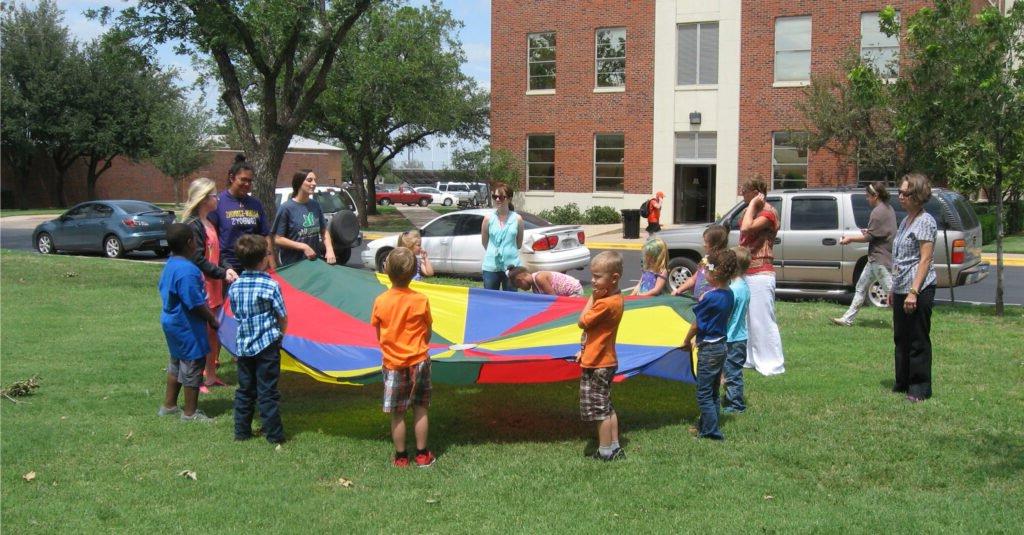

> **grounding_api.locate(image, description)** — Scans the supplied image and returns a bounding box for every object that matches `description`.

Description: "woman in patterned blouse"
[890,173,938,402]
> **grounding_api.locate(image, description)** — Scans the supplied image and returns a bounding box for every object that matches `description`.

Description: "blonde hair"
[731,245,751,274]
[182,177,216,221]
[742,175,769,195]
[385,247,416,287]
[592,250,624,276]
[399,229,421,249]
[642,238,668,272]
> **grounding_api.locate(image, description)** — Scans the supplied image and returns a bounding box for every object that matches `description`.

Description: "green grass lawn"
[2,250,1022,532]
[983,233,1024,254]
[430,205,460,215]
[0,208,66,218]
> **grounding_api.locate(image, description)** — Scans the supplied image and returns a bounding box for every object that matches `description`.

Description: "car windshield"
[114,201,162,214]
[315,191,345,213]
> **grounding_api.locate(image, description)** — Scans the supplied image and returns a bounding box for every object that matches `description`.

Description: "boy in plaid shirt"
[227,234,288,444]
[371,247,435,467]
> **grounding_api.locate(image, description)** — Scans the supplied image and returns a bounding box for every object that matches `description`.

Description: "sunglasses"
[898,190,911,197]
[492,195,507,201]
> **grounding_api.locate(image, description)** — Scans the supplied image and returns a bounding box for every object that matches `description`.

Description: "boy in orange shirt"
[577,251,625,461]
[371,247,435,467]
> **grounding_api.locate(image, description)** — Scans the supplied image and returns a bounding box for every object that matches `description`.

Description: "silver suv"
[436,182,477,206]
[657,187,990,306]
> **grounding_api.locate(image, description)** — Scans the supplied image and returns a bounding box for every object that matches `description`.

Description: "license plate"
[159,240,168,247]
[562,239,578,248]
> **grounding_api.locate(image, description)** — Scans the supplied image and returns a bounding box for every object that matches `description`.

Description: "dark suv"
[657,187,989,306]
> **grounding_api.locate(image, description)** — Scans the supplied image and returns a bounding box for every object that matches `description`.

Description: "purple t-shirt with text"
[207,191,270,269]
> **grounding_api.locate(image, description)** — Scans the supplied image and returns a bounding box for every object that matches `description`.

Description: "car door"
[81,203,114,251]
[420,214,461,273]
[59,204,94,250]
[784,194,844,284]
[725,197,784,272]
[449,213,487,274]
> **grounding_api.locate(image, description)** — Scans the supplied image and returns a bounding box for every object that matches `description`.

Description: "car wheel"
[36,232,55,255]
[379,198,392,206]
[868,280,889,308]
[443,198,453,207]
[154,248,170,258]
[667,257,699,293]
[103,235,125,258]
[418,198,430,207]
[375,247,393,273]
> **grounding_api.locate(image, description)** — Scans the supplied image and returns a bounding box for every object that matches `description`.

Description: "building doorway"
[674,165,716,223]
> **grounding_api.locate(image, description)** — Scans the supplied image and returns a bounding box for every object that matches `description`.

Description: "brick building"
[1,136,344,208]
[491,0,997,224]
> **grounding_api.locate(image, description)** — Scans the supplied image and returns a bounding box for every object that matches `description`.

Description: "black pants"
[892,286,934,399]
[234,341,284,443]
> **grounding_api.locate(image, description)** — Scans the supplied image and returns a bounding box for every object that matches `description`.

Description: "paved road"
[3,219,1021,305]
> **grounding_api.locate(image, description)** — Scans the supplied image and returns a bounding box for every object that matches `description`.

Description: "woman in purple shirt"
[207,155,274,271]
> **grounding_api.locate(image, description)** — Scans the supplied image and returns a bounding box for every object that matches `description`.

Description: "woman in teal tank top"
[480,183,523,291]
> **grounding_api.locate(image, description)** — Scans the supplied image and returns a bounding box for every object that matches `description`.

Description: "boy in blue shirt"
[682,249,739,440]
[158,223,220,421]
[723,246,751,413]
[228,234,288,444]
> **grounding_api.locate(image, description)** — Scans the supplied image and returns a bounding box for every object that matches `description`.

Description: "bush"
[538,203,583,225]
[979,212,997,245]
[583,205,621,224]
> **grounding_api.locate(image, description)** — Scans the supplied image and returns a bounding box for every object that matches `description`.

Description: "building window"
[774,16,811,83]
[675,132,717,160]
[594,133,625,192]
[527,135,555,190]
[861,12,899,78]
[677,22,719,85]
[528,32,556,90]
[595,28,626,88]
[772,132,809,189]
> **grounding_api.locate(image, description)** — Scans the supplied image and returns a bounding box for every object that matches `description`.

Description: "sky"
[49,0,492,168]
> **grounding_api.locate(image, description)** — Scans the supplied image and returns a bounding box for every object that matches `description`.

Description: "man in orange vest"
[646,191,664,237]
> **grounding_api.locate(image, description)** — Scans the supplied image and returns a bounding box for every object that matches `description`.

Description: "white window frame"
[526,134,555,191]
[774,16,812,84]
[595,27,627,89]
[676,22,719,86]
[772,132,809,190]
[527,32,556,92]
[594,133,625,192]
[860,11,900,80]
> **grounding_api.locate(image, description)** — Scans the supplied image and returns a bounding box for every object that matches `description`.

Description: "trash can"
[621,209,641,239]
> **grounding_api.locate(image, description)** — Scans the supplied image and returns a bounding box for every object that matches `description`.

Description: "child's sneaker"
[157,405,180,417]
[414,450,436,467]
[180,410,213,422]
[393,454,410,468]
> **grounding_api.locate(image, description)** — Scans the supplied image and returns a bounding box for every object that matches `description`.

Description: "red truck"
[375,186,432,207]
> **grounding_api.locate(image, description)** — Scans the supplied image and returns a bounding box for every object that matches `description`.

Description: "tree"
[303,1,489,226]
[149,98,215,205]
[99,0,374,220]
[1,0,81,207]
[450,145,524,189]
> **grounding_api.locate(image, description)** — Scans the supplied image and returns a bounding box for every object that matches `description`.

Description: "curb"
[587,241,643,251]
[981,254,1024,267]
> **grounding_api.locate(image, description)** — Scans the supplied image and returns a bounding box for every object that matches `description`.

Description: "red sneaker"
[414,450,436,467]
[393,455,410,468]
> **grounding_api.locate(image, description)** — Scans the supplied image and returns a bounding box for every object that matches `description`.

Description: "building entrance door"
[674,165,716,223]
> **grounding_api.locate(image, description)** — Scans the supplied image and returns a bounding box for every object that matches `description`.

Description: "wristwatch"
[909,287,919,296]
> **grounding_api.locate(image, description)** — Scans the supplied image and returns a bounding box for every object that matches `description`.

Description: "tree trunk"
[994,165,1004,316]
[249,136,290,223]
[350,157,370,227]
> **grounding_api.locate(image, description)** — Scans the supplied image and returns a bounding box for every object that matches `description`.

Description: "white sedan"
[414,187,459,207]
[361,209,591,276]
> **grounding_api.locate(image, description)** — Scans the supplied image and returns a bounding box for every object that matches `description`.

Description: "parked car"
[657,187,989,306]
[375,185,432,206]
[414,186,459,207]
[33,200,176,258]
[467,182,491,207]
[361,209,591,276]
[274,186,363,265]
[435,182,477,206]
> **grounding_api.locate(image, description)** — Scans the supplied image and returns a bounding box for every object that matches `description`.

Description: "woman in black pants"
[890,173,937,402]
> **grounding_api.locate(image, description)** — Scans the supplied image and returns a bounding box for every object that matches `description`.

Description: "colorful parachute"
[218,261,699,385]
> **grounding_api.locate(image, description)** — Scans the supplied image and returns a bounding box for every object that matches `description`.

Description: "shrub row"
[537,203,622,225]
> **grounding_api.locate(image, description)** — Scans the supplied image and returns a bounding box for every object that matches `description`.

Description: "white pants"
[840,261,893,323]
[745,273,785,376]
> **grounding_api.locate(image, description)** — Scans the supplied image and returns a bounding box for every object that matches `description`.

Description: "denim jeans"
[722,340,747,412]
[840,261,893,323]
[695,341,727,440]
[482,270,515,291]
[234,340,284,443]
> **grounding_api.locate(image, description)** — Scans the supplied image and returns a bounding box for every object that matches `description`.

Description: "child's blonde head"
[703,224,728,254]
[399,229,421,250]
[706,249,739,286]
[642,237,668,272]
[384,247,416,287]
[731,245,751,275]
[592,250,624,276]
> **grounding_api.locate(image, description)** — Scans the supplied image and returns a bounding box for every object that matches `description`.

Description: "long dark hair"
[291,169,313,197]
[866,181,890,202]
[228,154,255,186]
